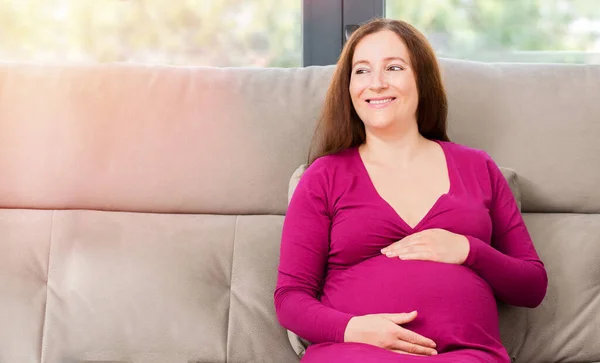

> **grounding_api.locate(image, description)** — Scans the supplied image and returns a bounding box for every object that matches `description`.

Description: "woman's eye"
[388,65,404,71]
[354,68,368,74]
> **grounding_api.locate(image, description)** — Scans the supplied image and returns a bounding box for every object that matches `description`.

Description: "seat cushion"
[515,213,600,363]
[0,209,52,363]
[4,209,299,363]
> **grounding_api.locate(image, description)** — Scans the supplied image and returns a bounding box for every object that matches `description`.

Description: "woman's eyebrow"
[352,56,409,68]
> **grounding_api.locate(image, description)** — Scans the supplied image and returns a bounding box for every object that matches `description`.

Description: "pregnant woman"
[274,18,548,362]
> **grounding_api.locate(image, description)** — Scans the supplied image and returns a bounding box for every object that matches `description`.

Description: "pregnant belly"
[321,255,502,352]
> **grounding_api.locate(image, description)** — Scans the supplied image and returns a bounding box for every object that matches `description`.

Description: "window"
[385,0,600,64]
[0,0,302,67]
[3,1,597,66]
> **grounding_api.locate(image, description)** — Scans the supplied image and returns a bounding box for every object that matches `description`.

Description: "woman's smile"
[366,97,397,108]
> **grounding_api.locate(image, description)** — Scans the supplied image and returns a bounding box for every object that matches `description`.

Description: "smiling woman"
[307,18,448,166]
[349,31,419,135]
[274,18,547,363]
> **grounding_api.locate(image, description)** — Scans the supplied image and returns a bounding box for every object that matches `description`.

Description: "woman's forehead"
[352,30,410,62]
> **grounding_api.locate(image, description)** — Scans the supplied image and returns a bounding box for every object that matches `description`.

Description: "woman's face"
[349,30,419,133]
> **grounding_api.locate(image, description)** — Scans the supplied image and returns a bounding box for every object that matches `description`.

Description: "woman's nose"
[368,71,389,91]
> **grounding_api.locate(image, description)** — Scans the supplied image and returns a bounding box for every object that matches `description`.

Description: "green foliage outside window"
[386,0,600,63]
[0,0,302,67]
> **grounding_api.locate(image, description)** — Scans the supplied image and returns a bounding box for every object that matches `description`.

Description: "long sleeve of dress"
[463,153,548,308]
[274,162,354,344]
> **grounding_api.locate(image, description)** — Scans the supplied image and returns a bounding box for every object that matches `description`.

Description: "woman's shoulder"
[440,140,494,164]
[306,148,356,174]
[441,140,504,187]
[301,148,357,191]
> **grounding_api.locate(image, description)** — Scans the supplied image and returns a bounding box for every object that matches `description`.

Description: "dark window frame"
[302,0,384,66]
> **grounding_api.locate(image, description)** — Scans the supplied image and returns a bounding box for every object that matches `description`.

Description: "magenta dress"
[274,141,547,362]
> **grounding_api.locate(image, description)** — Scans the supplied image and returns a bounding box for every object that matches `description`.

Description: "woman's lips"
[366,97,396,108]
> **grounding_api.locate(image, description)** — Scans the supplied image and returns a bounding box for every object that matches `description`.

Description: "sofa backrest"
[0,61,599,363]
[442,59,600,214]
[1,62,599,215]
[0,65,331,215]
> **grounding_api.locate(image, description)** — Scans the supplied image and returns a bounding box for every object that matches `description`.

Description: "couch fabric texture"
[0,60,599,363]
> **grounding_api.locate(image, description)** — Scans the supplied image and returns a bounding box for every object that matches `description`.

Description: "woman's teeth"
[369,98,394,104]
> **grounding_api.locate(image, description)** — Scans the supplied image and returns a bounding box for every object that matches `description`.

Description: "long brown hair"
[307,18,449,166]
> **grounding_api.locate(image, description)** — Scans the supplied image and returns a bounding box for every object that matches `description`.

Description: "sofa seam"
[39,210,55,363]
[225,215,238,363]
[520,307,531,362]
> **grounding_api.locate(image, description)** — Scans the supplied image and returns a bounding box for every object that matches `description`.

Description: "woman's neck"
[360,130,429,169]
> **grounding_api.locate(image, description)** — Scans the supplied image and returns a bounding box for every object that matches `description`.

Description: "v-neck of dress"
[354,140,455,232]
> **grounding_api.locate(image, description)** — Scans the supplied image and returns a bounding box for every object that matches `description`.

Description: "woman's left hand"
[381,228,470,264]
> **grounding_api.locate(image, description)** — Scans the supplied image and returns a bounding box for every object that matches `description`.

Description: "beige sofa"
[0,60,599,363]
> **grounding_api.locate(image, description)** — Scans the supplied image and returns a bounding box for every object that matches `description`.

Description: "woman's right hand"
[343,311,438,356]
